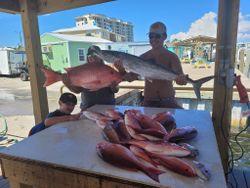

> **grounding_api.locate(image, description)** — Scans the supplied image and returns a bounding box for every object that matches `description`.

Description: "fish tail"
[142,166,164,182]
[189,76,214,100]
[41,68,62,87]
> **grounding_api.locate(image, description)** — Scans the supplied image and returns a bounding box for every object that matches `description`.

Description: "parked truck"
[0,48,26,76]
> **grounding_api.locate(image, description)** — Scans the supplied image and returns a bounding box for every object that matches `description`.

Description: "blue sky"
[1,0,250,47]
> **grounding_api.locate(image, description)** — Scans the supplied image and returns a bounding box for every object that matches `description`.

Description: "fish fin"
[41,68,62,87]
[189,76,214,100]
[142,166,164,182]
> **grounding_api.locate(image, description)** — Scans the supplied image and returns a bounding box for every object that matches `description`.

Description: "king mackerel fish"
[90,46,214,100]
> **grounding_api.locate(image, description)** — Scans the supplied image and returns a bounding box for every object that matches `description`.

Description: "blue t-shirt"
[28,110,68,136]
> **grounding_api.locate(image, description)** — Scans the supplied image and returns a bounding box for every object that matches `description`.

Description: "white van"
[0,48,26,76]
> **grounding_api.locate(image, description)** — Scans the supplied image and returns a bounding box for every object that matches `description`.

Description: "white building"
[96,41,151,56]
[75,14,133,42]
[54,24,126,42]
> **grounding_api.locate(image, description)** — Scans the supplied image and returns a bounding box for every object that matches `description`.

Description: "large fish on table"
[41,62,122,91]
[149,152,210,181]
[128,140,191,157]
[96,141,164,182]
[90,46,214,100]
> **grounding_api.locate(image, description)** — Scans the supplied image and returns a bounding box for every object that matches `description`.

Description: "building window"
[78,48,85,63]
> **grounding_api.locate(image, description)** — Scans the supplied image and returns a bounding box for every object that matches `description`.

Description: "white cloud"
[170,32,188,41]
[170,11,250,42]
[170,12,217,41]
[238,13,250,42]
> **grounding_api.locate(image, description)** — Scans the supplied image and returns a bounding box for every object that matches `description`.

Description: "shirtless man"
[140,22,187,108]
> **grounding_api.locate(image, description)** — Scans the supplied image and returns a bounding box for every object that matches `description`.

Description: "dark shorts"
[143,97,183,109]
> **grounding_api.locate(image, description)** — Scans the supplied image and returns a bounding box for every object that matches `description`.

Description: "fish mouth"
[193,161,210,181]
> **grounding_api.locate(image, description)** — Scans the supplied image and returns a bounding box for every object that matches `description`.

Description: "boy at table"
[28,92,81,136]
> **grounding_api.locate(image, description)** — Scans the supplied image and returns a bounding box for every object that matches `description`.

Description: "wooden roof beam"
[37,0,113,15]
[0,0,20,14]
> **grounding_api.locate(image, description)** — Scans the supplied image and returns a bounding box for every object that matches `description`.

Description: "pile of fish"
[82,109,210,183]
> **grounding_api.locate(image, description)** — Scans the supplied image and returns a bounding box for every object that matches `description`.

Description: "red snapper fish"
[151,111,176,132]
[135,113,168,135]
[165,126,198,142]
[105,109,124,120]
[96,141,164,182]
[81,110,112,122]
[124,111,146,141]
[128,140,191,157]
[41,63,122,91]
[129,145,158,167]
[149,152,210,180]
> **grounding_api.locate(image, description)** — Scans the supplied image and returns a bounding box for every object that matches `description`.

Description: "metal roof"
[44,32,113,43]
[173,35,216,46]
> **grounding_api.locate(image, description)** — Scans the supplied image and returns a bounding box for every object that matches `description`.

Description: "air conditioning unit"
[42,45,51,53]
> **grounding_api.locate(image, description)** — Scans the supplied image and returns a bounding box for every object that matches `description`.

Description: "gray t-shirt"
[80,87,115,110]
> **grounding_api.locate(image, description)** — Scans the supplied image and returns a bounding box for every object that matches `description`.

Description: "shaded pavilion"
[0,0,241,173]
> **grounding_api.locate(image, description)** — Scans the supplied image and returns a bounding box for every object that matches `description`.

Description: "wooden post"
[20,0,48,123]
[210,44,213,61]
[212,0,239,173]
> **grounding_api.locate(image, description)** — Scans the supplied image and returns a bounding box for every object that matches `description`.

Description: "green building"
[40,33,112,73]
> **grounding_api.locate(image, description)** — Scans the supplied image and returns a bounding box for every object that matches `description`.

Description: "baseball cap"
[59,92,77,105]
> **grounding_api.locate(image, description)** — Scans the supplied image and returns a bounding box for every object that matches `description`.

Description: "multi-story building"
[53,24,125,42]
[75,14,134,42]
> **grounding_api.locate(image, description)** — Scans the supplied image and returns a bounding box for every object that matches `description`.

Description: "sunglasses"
[148,32,165,39]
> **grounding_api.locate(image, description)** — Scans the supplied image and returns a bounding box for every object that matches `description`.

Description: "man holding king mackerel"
[139,22,187,108]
